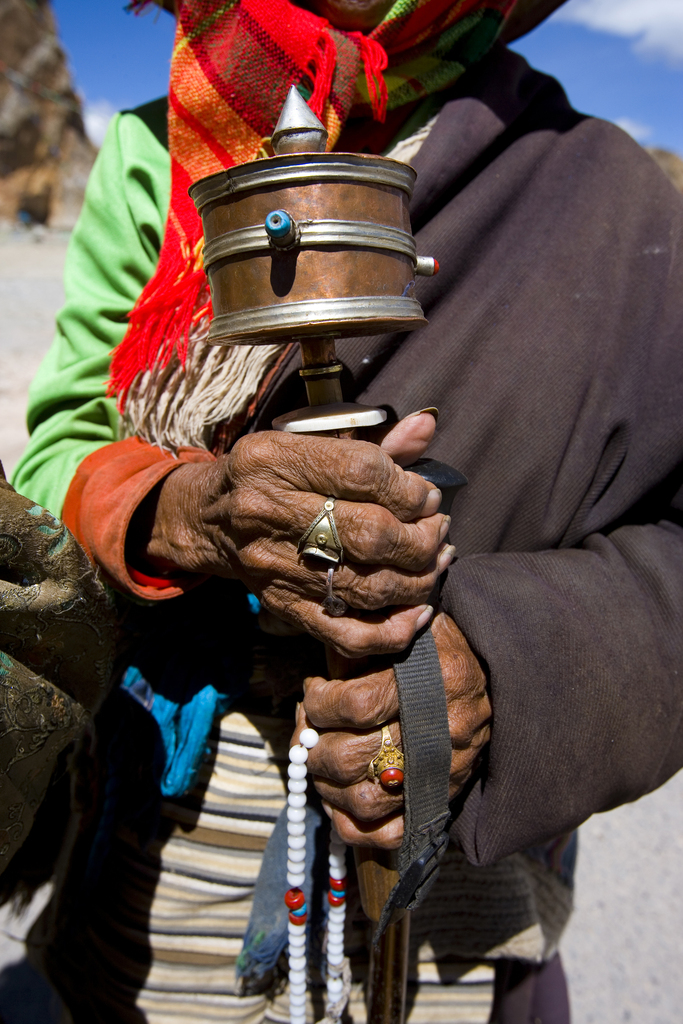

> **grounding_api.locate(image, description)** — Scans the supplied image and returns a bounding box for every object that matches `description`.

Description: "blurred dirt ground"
[0,227,69,481]
[0,230,682,1024]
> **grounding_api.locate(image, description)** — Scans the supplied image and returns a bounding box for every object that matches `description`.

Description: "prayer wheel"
[188,117,436,347]
[189,87,438,435]
[189,151,431,344]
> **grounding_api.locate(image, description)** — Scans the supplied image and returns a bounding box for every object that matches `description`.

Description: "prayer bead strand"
[325,827,347,1008]
[285,728,348,1024]
[286,728,319,1024]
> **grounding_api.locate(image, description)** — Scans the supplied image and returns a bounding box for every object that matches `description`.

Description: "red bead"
[329,877,345,892]
[433,259,440,275]
[289,911,307,925]
[380,767,404,788]
[328,892,345,906]
[285,888,305,910]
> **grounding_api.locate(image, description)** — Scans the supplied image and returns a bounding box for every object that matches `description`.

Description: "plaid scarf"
[110,0,516,405]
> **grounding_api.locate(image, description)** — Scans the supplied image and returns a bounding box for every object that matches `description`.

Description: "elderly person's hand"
[295,611,491,848]
[133,413,453,658]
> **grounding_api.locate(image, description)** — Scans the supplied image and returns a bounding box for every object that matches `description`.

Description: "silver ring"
[321,566,348,618]
[297,497,343,566]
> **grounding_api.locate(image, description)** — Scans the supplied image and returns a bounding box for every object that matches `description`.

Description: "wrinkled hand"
[294,611,491,848]
[133,413,454,657]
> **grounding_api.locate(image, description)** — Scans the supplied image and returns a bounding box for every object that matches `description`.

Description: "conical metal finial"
[271,86,328,155]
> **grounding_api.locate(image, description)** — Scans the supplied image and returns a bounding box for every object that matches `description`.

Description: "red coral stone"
[329,877,345,892]
[380,767,404,788]
[289,911,307,925]
[328,892,345,906]
[285,888,305,910]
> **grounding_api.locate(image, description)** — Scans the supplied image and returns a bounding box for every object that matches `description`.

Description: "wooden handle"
[353,846,400,923]
[366,914,410,1024]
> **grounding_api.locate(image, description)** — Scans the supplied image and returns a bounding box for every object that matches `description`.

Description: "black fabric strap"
[375,624,452,939]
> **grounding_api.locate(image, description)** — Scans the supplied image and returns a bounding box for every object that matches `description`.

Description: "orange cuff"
[63,437,216,601]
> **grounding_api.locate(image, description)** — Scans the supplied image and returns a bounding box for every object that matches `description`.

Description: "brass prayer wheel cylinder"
[189,152,428,346]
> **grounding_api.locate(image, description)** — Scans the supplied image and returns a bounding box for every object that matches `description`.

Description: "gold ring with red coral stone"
[367,725,404,790]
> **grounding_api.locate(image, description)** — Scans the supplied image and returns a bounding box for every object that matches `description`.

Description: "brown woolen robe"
[67,43,683,867]
[252,44,683,864]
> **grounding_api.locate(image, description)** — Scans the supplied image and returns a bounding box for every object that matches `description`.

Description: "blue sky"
[53,0,682,155]
[52,1,176,142]
[511,0,683,154]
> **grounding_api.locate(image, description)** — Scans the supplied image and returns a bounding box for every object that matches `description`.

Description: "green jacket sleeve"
[11,98,170,515]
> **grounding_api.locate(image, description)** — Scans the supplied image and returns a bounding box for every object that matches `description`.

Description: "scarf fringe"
[309,28,337,120]
[353,34,389,122]
[120,312,286,454]
[108,234,210,410]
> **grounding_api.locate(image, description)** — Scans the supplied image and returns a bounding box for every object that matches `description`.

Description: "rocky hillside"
[0,0,96,228]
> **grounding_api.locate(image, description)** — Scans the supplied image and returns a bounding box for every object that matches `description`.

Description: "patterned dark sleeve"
[0,468,116,878]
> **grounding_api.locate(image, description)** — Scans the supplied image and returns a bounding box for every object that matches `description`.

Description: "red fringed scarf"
[110,0,516,407]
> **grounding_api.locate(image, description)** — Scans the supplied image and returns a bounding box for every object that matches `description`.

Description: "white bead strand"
[284,729,349,1024]
[325,827,347,1010]
[285,729,319,1024]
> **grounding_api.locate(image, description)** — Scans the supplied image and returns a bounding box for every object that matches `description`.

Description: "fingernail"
[407,407,439,423]
[422,488,442,516]
[437,544,456,572]
[439,515,451,541]
[415,604,433,630]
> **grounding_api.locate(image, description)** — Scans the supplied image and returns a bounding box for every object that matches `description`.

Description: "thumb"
[362,409,438,467]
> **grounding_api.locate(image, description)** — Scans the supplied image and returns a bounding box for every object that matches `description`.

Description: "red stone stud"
[328,892,345,906]
[433,259,440,275]
[380,767,404,788]
[285,887,306,910]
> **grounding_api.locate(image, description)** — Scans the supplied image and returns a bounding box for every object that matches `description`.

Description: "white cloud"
[554,0,683,64]
[614,116,652,142]
[84,99,117,148]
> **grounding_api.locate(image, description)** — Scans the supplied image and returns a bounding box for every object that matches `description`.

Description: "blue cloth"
[119,578,255,798]
[121,665,236,797]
